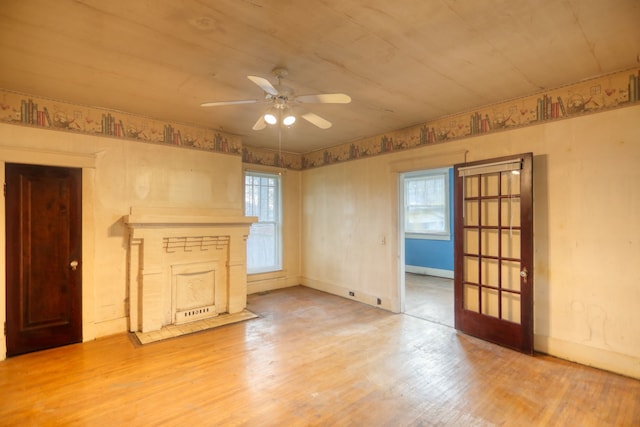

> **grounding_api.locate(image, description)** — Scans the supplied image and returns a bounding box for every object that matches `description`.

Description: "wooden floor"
[405,273,454,327]
[1,286,638,426]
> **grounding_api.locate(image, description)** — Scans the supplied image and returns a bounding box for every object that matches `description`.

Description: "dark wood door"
[5,163,82,356]
[454,153,533,354]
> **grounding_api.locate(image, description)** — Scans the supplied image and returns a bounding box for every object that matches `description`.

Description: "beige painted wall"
[1,104,638,380]
[0,123,246,358]
[301,105,640,379]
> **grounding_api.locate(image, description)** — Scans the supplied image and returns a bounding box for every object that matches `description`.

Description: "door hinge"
[3,182,6,197]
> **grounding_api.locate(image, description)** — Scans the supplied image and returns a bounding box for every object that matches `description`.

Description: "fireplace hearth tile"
[133,309,258,345]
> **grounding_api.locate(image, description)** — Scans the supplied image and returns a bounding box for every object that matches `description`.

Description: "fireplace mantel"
[124,213,257,227]
[124,207,257,333]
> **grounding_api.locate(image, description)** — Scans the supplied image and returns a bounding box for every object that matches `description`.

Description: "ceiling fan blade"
[247,76,279,96]
[295,93,351,104]
[200,99,257,107]
[301,112,332,129]
[252,115,266,131]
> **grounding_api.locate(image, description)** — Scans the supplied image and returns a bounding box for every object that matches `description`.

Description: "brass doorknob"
[70,260,79,271]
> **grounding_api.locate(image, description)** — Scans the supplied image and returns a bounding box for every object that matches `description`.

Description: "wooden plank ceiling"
[1,0,639,153]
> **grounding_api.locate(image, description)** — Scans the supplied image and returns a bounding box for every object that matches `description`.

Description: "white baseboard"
[301,277,396,312]
[405,265,454,279]
[247,275,300,294]
[534,334,640,380]
[93,317,128,339]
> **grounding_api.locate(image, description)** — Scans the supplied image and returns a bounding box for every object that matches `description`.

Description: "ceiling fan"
[200,67,351,131]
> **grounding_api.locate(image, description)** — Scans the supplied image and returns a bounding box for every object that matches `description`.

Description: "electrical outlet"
[377,298,382,305]
[348,291,355,297]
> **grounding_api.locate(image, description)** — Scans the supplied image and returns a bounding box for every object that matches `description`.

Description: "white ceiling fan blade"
[301,112,332,129]
[200,99,257,107]
[247,76,279,96]
[252,115,266,131]
[295,93,351,104]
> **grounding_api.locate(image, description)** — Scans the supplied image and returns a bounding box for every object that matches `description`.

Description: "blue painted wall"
[404,168,454,272]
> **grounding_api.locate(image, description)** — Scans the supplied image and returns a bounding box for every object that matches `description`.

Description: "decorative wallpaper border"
[241,146,302,170]
[0,90,242,155]
[1,67,639,169]
[300,67,640,169]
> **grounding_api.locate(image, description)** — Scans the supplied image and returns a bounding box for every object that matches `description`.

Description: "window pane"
[245,171,282,273]
[404,169,450,237]
[246,222,277,270]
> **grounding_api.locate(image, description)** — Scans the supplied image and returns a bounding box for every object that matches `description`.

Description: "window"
[244,171,282,273]
[404,168,450,240]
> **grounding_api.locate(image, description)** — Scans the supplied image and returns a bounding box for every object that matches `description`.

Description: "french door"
[454,153,533,354]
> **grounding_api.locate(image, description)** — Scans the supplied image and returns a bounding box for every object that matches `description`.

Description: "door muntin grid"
[462,171,522,323]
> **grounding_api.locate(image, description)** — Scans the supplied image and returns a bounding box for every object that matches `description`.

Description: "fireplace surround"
[124,208,256,333]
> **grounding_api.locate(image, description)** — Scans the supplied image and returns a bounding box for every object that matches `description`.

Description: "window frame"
[244,170,283,274]
[403,168,451,241]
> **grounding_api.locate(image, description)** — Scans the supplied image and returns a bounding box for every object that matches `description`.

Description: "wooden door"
[454,153,533,354]
[5,163,82,356]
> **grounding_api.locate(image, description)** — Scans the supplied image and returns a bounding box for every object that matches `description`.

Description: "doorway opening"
[400,167,454,327]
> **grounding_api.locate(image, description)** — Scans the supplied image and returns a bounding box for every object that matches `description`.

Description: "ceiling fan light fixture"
[264,111,278,125]
[283,114,296,126]
[202,68,349,132]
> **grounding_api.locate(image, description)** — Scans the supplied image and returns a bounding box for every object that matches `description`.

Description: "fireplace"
[171,260,218,324]
[124,208,256,333]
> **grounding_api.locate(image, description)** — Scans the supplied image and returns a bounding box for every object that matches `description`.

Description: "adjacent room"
[1,0,639,424]
[402,167,454,327]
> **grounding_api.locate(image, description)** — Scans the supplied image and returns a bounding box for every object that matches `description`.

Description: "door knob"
[520,267,528,284]
[70,260,79,271]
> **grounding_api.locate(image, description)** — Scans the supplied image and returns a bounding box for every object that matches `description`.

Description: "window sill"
[405,233,451,241]
[247,269,286,281]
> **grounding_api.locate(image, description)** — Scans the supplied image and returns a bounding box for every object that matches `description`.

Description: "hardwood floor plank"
[0,286,638,426]
[405,273,454,327]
